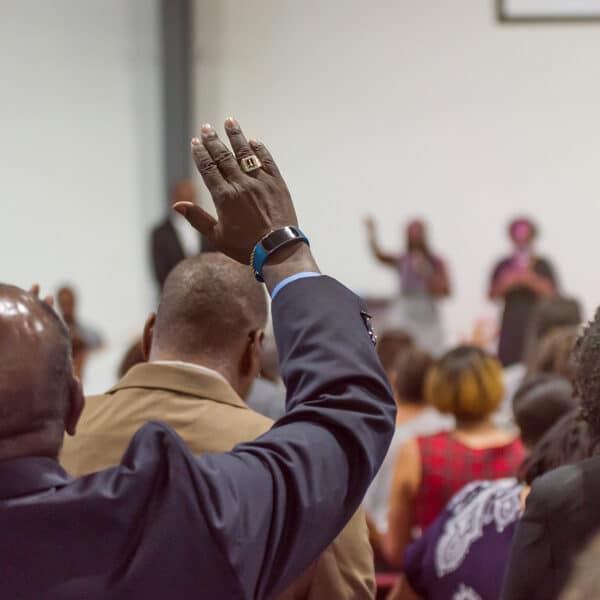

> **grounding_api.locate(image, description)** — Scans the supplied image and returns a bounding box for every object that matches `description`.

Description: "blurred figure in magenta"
[489,218,557,367]
[365,217,450,354]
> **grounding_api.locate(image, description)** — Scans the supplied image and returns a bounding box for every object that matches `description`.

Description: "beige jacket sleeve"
[278,507,375,600]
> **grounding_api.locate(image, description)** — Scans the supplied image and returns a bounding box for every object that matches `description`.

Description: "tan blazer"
[61,362,375,599]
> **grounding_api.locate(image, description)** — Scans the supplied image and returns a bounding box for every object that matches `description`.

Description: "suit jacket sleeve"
[189,276,396,599]
[502,479,553,600]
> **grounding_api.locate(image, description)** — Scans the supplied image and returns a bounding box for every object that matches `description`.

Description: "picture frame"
[497,0,600,22]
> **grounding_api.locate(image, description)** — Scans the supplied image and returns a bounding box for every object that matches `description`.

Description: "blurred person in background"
[527,325,579,380]
[562,534,600,600]
[489,218,557,368]
[246,331,286,420]
[512,373,579,448]
[151,179,209,289]
[376,329,414,378]
[396,408,595,600]
[365,217,450,354]
[377,346,524,569]
[494,295,581,431]
[56,285,103,379]
[364,347,453,541]
[503,307,600,599]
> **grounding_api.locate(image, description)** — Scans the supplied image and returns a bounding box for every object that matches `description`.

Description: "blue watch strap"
[251,227,309,282]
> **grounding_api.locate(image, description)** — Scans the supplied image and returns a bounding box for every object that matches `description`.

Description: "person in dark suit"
[503,307,600,600]
[0,118,395,599]
[151,179,206,288]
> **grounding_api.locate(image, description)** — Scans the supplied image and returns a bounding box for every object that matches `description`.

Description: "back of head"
[513,373,578,448]
[528,326,579,380]
[520,409,597,486]
[574,308,600,438]
[393,347,433,405]
[376,329,414,374]
[425,345,504,421]
[529,296,582,343]
[152,253,268,361]
[0,284,74,458]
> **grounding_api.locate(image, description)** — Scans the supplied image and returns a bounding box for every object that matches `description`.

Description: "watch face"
[261,226,301,252]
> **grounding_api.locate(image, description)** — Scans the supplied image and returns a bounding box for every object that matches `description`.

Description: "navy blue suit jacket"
[0,276,395,599]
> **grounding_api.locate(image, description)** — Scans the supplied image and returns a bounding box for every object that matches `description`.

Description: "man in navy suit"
[0,118,395,599]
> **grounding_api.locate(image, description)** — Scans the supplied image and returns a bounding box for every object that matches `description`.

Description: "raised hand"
[174,118,298,265]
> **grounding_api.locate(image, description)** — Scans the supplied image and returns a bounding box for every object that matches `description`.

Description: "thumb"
[173,202,218,237]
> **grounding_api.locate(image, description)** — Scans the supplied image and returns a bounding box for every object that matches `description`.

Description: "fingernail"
[225,117,239,128]
[191,137,201,147]
[172,202,188,216]
[249,138,259,146]
[201,123,214,137]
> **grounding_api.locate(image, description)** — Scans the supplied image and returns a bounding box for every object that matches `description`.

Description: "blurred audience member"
[117,337,146,378]
[365,217,450,354]
[503,308,600,599]
[562,534,600,600]
[400,410,596,600]
[379,346,524,568]
[527,325,579,380]
[513,373,578,448]
[489,218,557,367]
[246,331,286,420]
[364,347,452,535]
[56,285,103,379]
[494,296,581,430]
[525,295,582,356]
[151,179,208,289]
[62,253,375,599]
[376,329,414,378]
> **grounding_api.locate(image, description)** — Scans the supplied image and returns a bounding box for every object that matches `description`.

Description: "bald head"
[0,284,80,459]
[151,254,268,362]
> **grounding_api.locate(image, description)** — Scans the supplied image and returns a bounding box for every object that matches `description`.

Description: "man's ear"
[242,329,264,377]
[142,313,157,361]
[65,377,85,437]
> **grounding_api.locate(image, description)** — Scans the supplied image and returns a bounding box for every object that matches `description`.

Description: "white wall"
[192,0,600,344]
[0,0,163,347]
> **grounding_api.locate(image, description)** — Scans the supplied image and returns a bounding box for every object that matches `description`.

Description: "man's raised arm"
[175,119,396,598]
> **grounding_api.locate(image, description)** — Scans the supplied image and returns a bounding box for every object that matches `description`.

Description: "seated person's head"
[0,284,83,460]
[513,374,578,449]
[392,347,433,406]
[376,329,413,380]
[520,409,596,486]
[425,345,504,422]
[528,326,579,380]
[528,296,582,346]
[574,308,600,439]
[143,253,268,399]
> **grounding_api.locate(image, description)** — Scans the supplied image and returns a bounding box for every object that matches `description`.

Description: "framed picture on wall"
[498,0,600,21]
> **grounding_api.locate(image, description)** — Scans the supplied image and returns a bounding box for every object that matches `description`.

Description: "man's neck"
[148,351,242,397]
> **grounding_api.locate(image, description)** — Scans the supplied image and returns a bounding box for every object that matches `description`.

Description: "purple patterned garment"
[404,479,523,600]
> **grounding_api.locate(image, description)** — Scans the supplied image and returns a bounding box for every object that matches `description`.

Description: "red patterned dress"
[414,431,525,530]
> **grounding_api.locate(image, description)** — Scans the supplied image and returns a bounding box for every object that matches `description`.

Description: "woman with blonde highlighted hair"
[377,346,525,569]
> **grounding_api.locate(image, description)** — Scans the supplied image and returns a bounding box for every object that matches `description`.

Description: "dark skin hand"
[174,118,319,291]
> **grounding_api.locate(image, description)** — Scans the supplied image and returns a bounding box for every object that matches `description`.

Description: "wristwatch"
[251,226,310,282]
